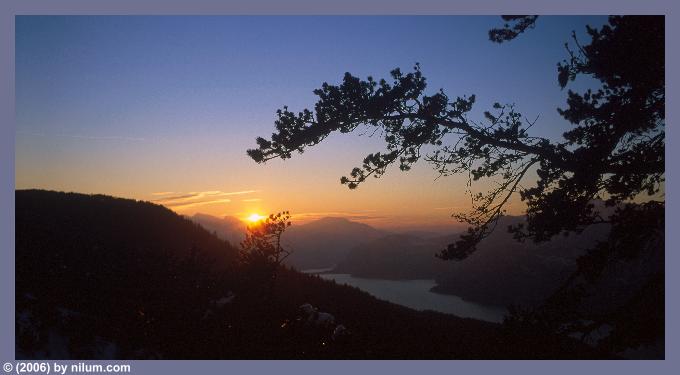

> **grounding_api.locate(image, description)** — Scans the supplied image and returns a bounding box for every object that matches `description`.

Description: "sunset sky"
[15,16,608,230]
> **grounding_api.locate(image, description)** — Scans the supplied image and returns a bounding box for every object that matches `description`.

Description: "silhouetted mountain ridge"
[15,189,605,359]
[334,215,610,306]
[189,214,389,270]
[282,216,388,270]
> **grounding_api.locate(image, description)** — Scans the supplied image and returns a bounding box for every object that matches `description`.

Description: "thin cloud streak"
[151,191,177,196]
[155,193,198,202]
[152,189,261,210]
[153,189,260,203]
[221,190,260,196]
[166,198,233,210]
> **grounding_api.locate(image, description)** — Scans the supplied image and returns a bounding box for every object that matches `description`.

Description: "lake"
[314,273,507,323]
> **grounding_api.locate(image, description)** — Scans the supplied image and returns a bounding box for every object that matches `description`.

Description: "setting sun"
[247,213,265,223]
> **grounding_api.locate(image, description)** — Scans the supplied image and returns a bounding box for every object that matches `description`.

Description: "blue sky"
[15,16,609,229]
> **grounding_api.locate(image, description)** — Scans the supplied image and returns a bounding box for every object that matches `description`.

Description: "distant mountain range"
[332,215,610,307]
[190,213,247,247]
[189,214,388,270]
[283,217,387,270]
[188,212,610,307]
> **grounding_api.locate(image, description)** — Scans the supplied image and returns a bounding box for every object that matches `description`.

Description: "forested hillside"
[15,190,606,359]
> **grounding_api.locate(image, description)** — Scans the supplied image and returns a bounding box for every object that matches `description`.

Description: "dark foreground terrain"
[16,190,608,359]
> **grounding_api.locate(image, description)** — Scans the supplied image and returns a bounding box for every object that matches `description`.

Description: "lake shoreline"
[301,268,509,310]
[309,272,507,323]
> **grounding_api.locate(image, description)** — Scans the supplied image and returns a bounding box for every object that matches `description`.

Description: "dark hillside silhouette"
[16,189,238,267]
[15,190,608,359]
[16,189,239,358]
